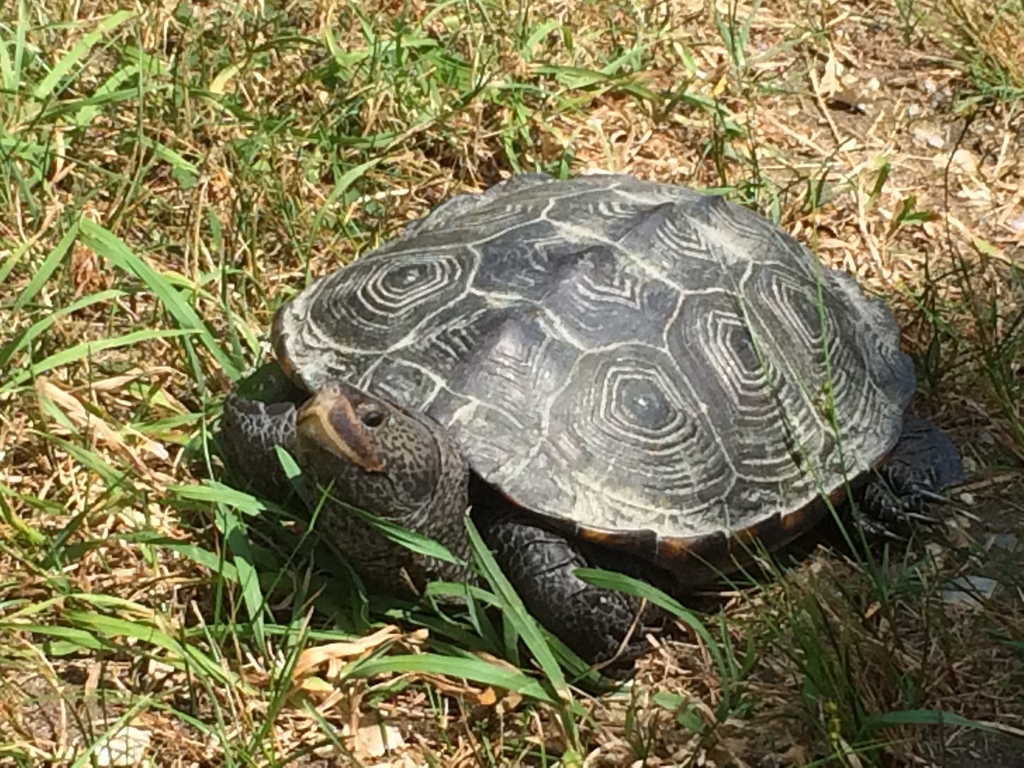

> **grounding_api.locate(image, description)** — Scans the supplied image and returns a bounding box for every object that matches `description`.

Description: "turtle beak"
[296,386,384,472]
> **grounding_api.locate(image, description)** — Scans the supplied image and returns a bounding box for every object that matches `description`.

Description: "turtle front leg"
[859,414,963,532]
[483,516,651,668]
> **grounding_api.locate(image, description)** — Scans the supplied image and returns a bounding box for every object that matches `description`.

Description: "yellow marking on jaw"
[297,390,384,472]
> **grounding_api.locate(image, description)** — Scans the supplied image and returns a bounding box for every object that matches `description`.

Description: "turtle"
[222,172,963,667]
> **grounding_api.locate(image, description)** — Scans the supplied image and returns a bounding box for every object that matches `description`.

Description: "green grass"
[1,0,1022,764]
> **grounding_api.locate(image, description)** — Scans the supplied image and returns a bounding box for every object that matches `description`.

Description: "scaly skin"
[223,380,474,595]
[482,514,651,666]
[859,413,964,530]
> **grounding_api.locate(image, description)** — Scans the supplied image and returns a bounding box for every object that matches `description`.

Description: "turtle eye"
[360,408,386,428]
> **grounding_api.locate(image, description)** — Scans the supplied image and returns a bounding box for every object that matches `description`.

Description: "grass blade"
[79,219,241,379]
[3,328,196,392]
[465,517,571,702]
[575,568,729,684]
[862,708,1007,733]
[11,222,78,312]
[0,288,129,371]
[32,10,134,102]
[347,652,557,704]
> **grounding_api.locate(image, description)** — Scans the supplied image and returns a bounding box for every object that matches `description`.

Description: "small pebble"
[912,127,945,149]
[986,533,1018,553]
[941,576,1000,605]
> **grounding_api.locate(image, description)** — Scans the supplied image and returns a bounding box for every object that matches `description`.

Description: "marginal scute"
[577,525,659,557]
[275,173,915,572]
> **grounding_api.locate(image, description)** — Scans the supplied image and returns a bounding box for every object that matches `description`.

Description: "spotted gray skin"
[224,382,473,594]
[224,172,962,667]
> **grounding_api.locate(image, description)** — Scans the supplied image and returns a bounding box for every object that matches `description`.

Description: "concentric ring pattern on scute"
[276,173,914,540]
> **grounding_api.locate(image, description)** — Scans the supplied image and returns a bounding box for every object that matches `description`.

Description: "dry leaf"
[292,625,409,684]
[582,739,635,767]
[34,377,164,479]
[341,717,405,761]
[87,725,152,767]
[818,48,842,97]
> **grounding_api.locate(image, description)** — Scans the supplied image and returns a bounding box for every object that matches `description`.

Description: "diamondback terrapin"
[223,173,962,666]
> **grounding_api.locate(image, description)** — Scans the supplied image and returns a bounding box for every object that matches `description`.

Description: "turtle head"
[294,383,472,586]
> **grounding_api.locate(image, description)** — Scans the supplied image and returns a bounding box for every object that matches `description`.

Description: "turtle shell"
[273,173,915,572]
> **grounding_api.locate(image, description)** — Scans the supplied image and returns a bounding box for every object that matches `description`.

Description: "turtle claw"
[893,486,948,518]
[913,488,950,505]
[900,509,942,526]
[854,511,908,542]
[859,473,947,531]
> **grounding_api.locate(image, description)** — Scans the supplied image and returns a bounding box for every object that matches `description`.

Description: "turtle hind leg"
[481,514,651,670]
[859,413,963,531]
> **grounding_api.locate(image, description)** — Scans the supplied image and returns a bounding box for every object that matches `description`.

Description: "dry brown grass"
[1,0,1022,764]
